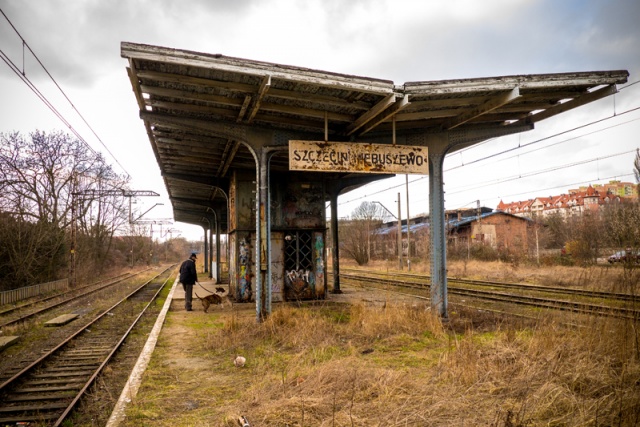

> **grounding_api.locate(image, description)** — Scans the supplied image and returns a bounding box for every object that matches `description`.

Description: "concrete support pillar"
[330,191,341,293]
[429,148,448,318]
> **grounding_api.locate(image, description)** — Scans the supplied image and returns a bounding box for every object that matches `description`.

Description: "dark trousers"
[183,283,194,310]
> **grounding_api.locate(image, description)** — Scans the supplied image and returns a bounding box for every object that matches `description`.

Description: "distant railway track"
[0,265,176,426]
[338,268,640,320]
[0,269,152,329]
[0,273,132,317]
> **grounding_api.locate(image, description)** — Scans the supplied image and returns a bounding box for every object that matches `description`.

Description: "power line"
[0,49,94,152]
[414,172,637,210]
[446,105,640,172]
[338,99,640,207]
[496,173,636,202]
[451,115,640,170]
[446,149,636,195]
[0,8,130,177]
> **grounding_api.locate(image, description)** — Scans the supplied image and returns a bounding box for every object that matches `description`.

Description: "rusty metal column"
[203,227,209,274]
[255,150,265,321]
[208,225,213,279]
[266,154,275,313]
[215,216,221,284]
[330,191,342,293]
[429,148,448,318]
[256,148,274,321]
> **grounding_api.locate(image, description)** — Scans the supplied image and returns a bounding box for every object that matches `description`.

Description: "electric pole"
[69,173,78,287]
[397,192,402,271]
[406,175,411,271]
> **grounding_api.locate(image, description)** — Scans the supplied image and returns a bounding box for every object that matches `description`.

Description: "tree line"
[0,131,190,291]
[338,150,640,267]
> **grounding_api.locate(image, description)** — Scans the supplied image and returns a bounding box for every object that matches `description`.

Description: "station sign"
[289,140,429,175]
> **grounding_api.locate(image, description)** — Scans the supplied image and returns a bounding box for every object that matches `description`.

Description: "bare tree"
[634,148,640,197]
[0,131,130,289]
[339,202,389,265]
[603,202,640,251]
[75,172,130,273]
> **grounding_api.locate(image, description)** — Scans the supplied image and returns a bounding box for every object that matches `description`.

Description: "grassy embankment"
[119,260,640,426]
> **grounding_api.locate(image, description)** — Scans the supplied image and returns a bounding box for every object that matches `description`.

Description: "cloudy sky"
[1,0,639,240]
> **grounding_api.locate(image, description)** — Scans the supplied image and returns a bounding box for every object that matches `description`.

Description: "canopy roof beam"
[441,87,521,130]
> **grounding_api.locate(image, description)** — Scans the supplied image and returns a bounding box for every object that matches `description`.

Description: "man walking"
[179,253,198,311]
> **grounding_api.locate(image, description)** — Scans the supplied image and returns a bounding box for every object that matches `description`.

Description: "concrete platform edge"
[105,272,179,427]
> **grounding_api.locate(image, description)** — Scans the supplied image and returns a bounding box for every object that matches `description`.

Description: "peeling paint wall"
[270,232,284,302]
[270,172,325,229]
[228,170,326,303]
[233,170,256,230]
[313,231,326,299]
[229,231,255,303]
[229,172,237,231]
[229,233,236,299]
[237,234,253,302]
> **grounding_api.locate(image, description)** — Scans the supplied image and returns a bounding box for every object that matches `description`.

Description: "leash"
[196,281,215,295]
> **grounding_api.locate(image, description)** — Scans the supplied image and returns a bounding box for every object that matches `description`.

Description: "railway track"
[0,270,151,329]
[338,268,640,320]
[0,265,176,426]
[0,273,132,317]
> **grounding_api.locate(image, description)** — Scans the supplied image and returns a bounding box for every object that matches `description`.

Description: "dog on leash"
[195,291,224,312]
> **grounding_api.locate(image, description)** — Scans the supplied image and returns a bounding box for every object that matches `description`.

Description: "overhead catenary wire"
[0,8,130,177]
[446,149,636,196]
[340,146,637,209]
[445,105,640,172]
[0,49,93,151]
[338,92,640,208]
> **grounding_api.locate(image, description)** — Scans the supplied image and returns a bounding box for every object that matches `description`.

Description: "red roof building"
[497,181,636,218]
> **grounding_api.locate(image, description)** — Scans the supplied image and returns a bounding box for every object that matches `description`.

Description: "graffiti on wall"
[275,180,324,228]
[238,237,252,302]
[314,234,325,297]
[229,176,236,231]
[284,269,312,300]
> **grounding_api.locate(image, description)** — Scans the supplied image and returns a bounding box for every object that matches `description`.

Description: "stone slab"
[44,313,79,327]
[0,335,20,351]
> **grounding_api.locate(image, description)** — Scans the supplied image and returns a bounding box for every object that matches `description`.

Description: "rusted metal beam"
[511,84,618,126]
[247,75,271,123]
[345,93,397,136]
[357,95,411,136]
[219,140,241,177]
[441,87,521,130]
[161,172,228,187]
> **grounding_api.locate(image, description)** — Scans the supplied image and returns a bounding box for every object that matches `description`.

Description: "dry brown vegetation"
[359,258,640,294]
[121,262,640,427]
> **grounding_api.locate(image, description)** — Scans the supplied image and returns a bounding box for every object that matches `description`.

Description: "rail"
[0,272,146,329]
[0,265,176,426]
[337,269,640,320]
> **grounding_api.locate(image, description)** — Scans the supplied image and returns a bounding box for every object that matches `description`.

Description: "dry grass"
[123,297,640,426]
[351,258,640,294]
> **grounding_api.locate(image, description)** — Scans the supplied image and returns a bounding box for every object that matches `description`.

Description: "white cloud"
[1,0,639,237]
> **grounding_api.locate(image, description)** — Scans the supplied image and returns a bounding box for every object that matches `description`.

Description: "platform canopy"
[121,41,628,230]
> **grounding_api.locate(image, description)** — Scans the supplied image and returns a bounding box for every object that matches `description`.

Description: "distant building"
[372,208,532,258]
[447,211,534,251]
[497,180,637,218]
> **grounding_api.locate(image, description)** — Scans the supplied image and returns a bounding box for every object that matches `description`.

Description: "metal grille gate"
[284,231,313,271]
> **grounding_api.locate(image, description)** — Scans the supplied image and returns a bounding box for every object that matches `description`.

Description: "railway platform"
[105,273,430,426]
[171,280,229,303]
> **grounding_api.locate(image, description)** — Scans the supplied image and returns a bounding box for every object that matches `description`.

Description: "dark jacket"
[179,259,197,285]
